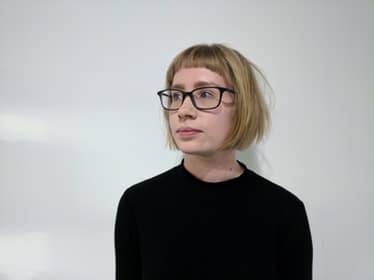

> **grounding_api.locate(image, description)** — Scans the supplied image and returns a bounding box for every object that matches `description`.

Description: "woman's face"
[168,67,236,156]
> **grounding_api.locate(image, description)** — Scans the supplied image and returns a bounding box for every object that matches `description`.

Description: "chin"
[176,143,215,156]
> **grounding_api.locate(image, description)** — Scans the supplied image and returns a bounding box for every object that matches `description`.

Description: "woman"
[115,43,313,280]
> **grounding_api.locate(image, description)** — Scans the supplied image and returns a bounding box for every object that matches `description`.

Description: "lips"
[176,127,202,136]
[177,127,202,132]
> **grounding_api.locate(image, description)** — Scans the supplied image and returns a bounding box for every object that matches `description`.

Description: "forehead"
[172,67,227,88]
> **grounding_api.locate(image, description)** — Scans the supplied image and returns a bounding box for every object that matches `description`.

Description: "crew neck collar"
[178,159,249,187]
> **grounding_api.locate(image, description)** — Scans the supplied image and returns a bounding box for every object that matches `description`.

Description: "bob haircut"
[163,43,271,150]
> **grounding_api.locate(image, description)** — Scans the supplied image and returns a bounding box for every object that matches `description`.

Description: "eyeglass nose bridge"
[178,91,197,109]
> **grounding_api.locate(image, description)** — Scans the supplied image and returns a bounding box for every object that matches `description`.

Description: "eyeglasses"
[157,86,236,111]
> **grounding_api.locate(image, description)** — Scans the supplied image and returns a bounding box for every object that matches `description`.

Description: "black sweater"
[115,161,313,280]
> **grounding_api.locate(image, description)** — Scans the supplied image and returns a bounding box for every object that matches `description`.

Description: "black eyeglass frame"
[156,86,236,111]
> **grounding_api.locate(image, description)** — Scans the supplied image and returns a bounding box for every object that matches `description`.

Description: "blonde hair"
[163,43,271,150]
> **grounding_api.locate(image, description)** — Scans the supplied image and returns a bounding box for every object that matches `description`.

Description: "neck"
[183,150,244,183]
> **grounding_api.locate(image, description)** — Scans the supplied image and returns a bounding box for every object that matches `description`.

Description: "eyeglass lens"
[161,88,221,110]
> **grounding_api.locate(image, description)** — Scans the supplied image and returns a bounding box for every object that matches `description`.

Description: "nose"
[177,95,197,119]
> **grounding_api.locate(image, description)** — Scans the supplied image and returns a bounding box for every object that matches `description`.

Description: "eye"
[170,91,183,101]
[197,90,214,99]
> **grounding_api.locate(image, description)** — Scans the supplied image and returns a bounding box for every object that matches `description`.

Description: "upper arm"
[277,200,313,280]
[114,189,142,280]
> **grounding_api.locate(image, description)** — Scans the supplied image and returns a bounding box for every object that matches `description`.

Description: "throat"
[183,154,244,183]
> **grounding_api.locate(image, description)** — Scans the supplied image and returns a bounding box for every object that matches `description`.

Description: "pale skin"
[168,67,244,183]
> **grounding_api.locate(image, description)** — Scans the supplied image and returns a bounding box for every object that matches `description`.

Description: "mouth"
[176,127,202,136]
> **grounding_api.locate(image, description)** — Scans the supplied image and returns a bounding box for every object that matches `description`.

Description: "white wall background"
[0,0,373,279]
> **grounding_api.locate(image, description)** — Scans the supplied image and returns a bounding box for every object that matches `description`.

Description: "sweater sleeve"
[114,188,142,280]
[277,200,313,280]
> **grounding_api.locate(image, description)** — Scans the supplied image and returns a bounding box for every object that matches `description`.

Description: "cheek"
[167,113,178,133]
[167,112,175,125]
[219,108,235,125]
[220,111,236,137]
[207,112,234,140]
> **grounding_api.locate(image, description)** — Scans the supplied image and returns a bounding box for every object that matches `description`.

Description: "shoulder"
[244,169,310,229]
[245,168,305,209]
[119,164,180,204]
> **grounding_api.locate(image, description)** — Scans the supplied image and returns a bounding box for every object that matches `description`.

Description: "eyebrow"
[171,81,220,89]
